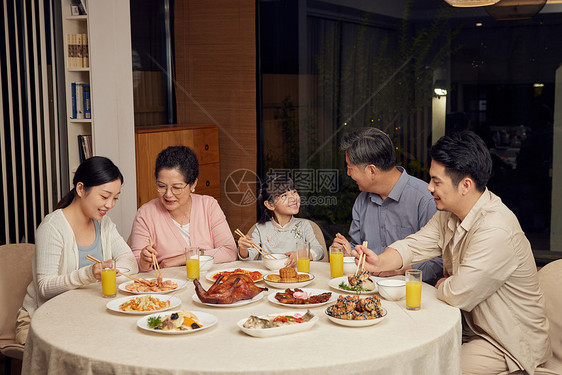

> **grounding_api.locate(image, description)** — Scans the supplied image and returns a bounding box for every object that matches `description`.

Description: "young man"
[355,131,552,374]
[332,127,443,285]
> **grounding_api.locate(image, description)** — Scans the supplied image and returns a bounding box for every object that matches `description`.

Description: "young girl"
[15,156,138,344]
[237,175,325,266]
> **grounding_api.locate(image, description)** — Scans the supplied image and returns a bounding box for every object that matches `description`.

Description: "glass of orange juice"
[186,247,200,280]
[296,241,311,273]
[405,269,422,310]
[329,245,344,278]
[101,259,117,298]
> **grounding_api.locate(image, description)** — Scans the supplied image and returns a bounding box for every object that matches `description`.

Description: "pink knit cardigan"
[129,195,237,267]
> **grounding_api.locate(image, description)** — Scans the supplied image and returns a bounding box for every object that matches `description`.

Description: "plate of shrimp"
[119,278,186,294]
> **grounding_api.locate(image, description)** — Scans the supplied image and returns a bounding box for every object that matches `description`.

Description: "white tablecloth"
[22,261,461,375]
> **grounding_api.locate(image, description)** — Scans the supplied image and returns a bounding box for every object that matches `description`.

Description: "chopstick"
[86,254,102,263]
[355,253,365,276]
[152,253,162,279]
[86,255,151,285]
[234,229,275,259]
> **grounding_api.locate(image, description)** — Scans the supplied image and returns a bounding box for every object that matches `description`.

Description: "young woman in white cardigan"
[15,156,138,344]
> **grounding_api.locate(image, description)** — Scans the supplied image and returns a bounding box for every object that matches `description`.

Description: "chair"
[246,219,328,261]
[537,259,562,374]
[0,243,35,367]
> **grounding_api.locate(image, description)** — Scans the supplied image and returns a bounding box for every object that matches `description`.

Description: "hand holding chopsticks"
[86,255,151,286]
[234,229,275,259]
[354,241,368,275]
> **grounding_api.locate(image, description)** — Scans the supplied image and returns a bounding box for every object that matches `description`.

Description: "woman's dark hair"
[55,156,124,209]
[257,175,296,224]
[154,146,199,184]
[430,131,492,192]
[340,127,395,171]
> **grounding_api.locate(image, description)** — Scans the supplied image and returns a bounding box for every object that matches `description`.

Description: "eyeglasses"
[155,182,188,195]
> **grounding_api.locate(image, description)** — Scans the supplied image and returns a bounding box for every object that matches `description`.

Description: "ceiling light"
[444,0,500,7]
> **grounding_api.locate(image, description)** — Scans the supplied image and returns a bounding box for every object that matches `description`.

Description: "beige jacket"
[392,189,551,374]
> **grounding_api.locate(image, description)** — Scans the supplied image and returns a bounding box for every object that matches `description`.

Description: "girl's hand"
[237,235,253,259]
[284,251,297,267]
[140,244,157,271]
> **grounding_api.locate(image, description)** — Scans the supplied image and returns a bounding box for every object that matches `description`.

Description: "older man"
[332,127,443,285]
[355,131,552,374]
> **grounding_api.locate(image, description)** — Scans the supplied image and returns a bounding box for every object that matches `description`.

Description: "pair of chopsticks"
[354,241,369,275]
[85,255,150,285]
[234,229,275,259]
[149,237,163,286]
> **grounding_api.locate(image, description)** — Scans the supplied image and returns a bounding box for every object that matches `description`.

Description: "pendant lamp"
[444,0,500,7]
[485,0,547,20]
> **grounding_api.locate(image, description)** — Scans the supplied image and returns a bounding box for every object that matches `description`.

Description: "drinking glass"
[186,247,200,280]
[405,269,422,310]
[296,241,311,273]
[329,245,344,278]
[101,259,116,298]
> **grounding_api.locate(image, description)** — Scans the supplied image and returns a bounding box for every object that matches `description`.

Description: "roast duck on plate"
[193,273,268,304]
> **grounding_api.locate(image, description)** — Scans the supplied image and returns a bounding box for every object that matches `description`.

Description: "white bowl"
[376,279,406,301]
[263,254,289,271]
[343,257,356,275]
[191,255,214,272]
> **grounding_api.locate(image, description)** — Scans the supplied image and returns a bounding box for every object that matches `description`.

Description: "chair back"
[537,259,562,374]
[0,244,34,343]
[246,219,328,261]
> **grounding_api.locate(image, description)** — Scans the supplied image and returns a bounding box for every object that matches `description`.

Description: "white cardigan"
[23,209,138,315]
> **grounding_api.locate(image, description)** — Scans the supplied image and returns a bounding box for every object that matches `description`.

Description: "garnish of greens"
[147,316,163,328]
[339,281,371,292]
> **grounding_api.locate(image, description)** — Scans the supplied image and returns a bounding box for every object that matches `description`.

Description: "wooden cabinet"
[135,125,220,208]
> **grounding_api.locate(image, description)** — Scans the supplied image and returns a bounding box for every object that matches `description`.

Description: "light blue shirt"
[349,167,443,284]
[77,220,103,268]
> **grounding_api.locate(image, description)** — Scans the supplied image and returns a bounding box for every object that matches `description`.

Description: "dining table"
[22,261,462,375]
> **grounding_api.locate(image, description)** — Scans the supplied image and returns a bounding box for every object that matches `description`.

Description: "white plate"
[206,268,265,283]
[106,295,181,315]
[267,288,337,308]
[118,278,187,295]
[325,307,387,327]
[192,291,264,307]
[328,276,379,295]
[262,272,315,289]
[137,310,217,335]
[237,311,318,337]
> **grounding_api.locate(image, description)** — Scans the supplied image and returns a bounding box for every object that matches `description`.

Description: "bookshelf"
[59,0,138,235]
[61,0,92,184]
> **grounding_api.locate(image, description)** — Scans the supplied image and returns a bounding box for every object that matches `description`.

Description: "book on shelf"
[70,82,89,119]
[78,135,92,163]
[66,33,88,68]
[83,84,91,119]
[76,82,84,119]
[82,33,89,68]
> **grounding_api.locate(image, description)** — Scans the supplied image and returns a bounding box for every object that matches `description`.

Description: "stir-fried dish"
[125,279,178,293]
[119,295,170,312]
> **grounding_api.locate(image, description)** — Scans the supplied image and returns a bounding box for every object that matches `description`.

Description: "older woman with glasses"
[129,146,237,271]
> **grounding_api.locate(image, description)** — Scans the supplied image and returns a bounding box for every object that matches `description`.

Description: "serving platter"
[325,307,387,327]
[262,272,315,289]
[191,291,265,307]
[328,276,379,295]
[137,310,217,335]
[237,311,319,338]
[206,268,265,283]
[107,295,181,315]
[267,288,336,308]
[118,278,187,295]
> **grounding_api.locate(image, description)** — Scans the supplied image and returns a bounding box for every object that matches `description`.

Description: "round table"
[22,261,461,375]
